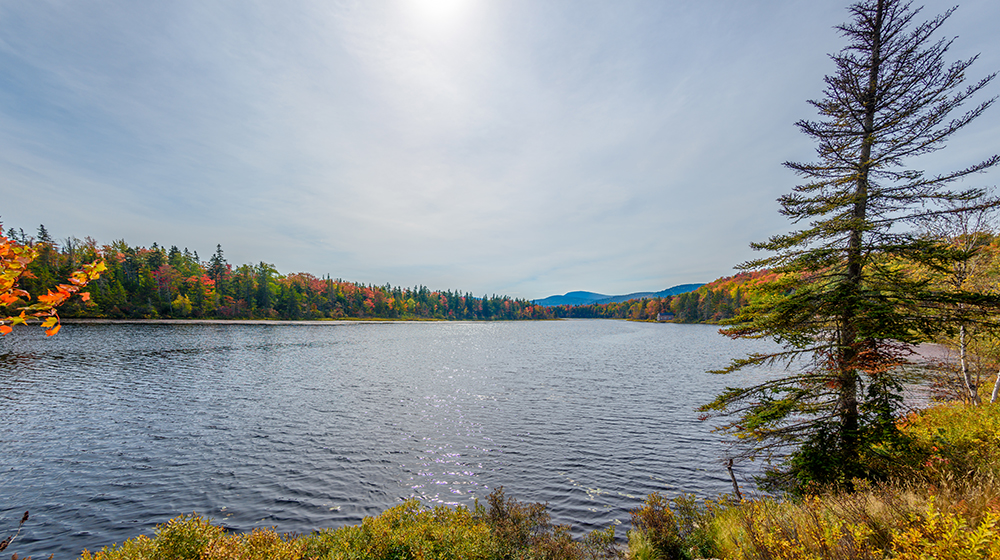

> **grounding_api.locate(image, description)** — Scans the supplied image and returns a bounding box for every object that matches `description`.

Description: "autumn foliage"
[1,225,105,336]
[548,270,781,323]
[1,227,549,322]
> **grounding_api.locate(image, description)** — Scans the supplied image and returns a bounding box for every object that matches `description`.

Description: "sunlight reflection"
[403,0,474,31]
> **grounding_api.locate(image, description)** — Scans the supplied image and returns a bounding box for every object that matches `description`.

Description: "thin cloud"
[1,0,997,299]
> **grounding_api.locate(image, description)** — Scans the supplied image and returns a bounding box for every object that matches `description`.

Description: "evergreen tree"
[208,245,226,281]
[36,224,53,245]
[25,224,57,294]
[702,0,1000,488]
[255,262,275,314]
[147,243,165,271]
[168,246,183,269]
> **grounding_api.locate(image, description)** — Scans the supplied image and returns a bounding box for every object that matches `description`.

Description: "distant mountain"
[533,283,705,307]
[532,291,611,307]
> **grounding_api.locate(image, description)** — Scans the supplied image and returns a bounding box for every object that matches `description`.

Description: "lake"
[0,319,775,558]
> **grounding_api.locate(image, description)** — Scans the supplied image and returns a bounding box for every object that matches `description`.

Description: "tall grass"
[619,402,1000,559]
[709,477,1000,559]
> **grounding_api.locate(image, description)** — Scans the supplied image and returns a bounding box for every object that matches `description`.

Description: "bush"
[709,477,1000,560]
[891,402,1000,481]
[668,494,718,559]
[583,526,621,560]
[891,498,1000,559]
[303,499,497,560]
[81,514,225,560]
[481,485,553,557]
[81,489,621,560]
[627,493,682,560]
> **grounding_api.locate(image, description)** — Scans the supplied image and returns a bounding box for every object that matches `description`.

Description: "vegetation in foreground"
[55,400,995,560]
[78,487,619,560]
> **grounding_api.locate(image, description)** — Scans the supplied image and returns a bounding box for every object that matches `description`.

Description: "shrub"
[712,494,887,560]
[81,514,224,560]
[480,485,554,557]
[583,525,622,560]
[892,497,1000,559]
[476,485,620,560]
[668,494,719,559]
[891,402,1000,481]
[302,500,497,559]
[627,493,682,560]
[201,527,307,560]
[81,490,625,560]
[709,477,1000,560]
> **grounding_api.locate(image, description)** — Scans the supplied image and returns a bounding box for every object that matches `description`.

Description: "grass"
[625,400,1000,559]
[702,400,1000,559]
[707,477,1000,559]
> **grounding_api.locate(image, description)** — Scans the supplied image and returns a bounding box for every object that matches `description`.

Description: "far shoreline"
[60,317,450,326]
[58,317,576,326]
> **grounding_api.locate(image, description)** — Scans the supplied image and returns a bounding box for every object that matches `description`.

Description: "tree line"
[0,222,818,327]
[2,227,555,322]
[545,270,779,323]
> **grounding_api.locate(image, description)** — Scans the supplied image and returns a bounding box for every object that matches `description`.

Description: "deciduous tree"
[1,224,105,336]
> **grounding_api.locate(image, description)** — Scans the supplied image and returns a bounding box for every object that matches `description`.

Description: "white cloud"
[1,0,997,298]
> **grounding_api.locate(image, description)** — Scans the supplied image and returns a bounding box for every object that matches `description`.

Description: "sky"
[2,0,999,300]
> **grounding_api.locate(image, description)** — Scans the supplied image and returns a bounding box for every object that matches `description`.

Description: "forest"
[547,269,780,323]
[2,223,778,325]
[2,225,556,322]
[10,221,1000,378]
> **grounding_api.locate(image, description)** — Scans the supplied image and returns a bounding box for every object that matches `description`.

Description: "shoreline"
[60,317,446,326]
[58,316,593,326]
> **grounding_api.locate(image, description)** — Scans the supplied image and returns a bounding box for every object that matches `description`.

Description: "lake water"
[0,320,774,558]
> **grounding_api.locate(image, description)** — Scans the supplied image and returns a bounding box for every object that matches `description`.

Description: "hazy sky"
[2,0,998,299]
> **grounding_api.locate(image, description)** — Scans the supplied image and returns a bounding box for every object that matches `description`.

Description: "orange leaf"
[45,323,61,337]
[37,292,64,305]
[79,292,90,302]
[0,324,10,335]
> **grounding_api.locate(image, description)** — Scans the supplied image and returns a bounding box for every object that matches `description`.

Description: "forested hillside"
[547,270,777,322]
[3,226,554,321]
[4,224,764,324]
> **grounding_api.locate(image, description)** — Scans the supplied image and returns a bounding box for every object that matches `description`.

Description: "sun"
[403,0,473,32]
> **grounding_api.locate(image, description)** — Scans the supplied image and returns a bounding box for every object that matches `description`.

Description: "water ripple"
[0,320,776,558]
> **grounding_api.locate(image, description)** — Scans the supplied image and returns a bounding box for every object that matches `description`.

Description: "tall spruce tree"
[701,0,1000,488]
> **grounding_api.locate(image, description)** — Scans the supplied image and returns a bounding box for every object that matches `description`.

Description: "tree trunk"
[837,0,885,468]
[959,324,980,405]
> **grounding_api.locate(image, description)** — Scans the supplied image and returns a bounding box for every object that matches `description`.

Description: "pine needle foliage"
[701,0,1000,490]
